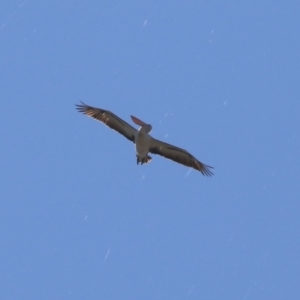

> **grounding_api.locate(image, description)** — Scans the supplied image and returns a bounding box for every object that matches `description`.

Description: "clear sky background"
[1,1,299,299]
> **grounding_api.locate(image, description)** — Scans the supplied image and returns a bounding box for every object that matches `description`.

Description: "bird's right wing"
[76,102,137,143]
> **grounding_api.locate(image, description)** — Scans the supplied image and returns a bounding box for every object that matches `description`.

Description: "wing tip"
[197,163,214,177]
[75,101,89,113]
[202,168,214,177]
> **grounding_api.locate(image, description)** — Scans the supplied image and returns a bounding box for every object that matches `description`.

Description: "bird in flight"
[76,102,213,176]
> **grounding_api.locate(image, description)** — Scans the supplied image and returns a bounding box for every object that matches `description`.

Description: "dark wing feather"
[149,138,213,176]
[76,102,136,143]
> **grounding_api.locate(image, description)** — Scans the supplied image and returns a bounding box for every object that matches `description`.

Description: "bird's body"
[76,102,213,176]
[135,127,152,164]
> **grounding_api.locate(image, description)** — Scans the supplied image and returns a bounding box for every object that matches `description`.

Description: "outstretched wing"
[149,138,213,176]
[76,102,137,143]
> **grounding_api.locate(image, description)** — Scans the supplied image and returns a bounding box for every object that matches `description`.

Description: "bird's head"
[131,115,152,133]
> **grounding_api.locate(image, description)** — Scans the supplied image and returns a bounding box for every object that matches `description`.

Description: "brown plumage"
[76,102,213,176]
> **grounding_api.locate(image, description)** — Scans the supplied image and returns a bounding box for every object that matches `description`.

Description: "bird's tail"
[136,155,152,165]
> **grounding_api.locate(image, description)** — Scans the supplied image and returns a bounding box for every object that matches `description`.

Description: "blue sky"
[1,1,299,299]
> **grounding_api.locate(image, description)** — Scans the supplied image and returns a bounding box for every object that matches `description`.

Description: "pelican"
[75,102,213,176]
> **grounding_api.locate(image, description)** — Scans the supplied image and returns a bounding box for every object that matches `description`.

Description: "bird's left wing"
[76,102,137,143]
[149,138,213,176]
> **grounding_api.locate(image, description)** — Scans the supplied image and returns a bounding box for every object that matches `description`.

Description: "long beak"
[131,115,148,126]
